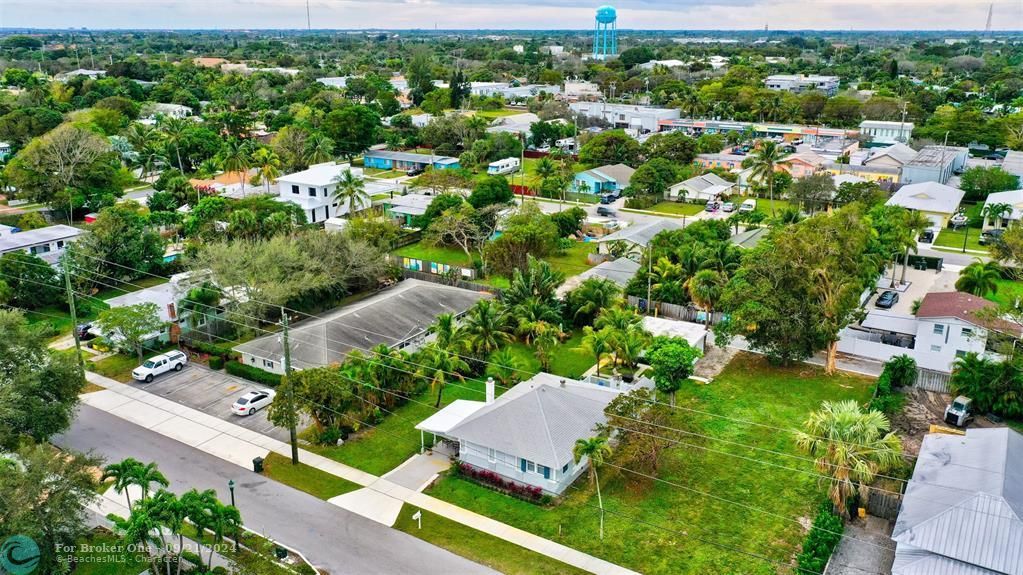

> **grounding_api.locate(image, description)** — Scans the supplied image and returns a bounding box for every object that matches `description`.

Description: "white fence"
[836,328,914,363]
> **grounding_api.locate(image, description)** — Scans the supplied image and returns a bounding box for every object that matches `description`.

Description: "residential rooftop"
[0,224,85,253]
[364,149,458,164]
[905,145,969,168]
[277,162,357,188]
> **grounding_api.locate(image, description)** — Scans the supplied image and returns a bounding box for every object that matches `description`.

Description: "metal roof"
[364,149,457,164]
[892,428,1023,575]
[444,374,620,469]
[596,219,684,248]
[0,225,84,253]
[1002,151,1023,178]
[886,182,965,215]
[906,146,969,169]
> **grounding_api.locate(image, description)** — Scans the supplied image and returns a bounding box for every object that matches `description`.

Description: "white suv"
[132,350,188,383]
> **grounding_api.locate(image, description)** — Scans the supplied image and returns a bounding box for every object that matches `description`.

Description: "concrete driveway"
[134,364,290,441]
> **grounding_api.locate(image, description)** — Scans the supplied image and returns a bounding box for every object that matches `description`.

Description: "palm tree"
[688,269,725,327]
[132,461,170,503]
[486,348,528,387]
[794,400,902,516]
[573,436,613,540]
[206,500,242,570]
[114,502,163,575]
[680,92,703,118]
[332,168,369,217]
[533,321,560,372]
[900,210,933,284]
[304,132,335,166]
[575,180,592,196]
[416,343,470,407]
[103,458,145,511]
[220,139,251,197]
[463,299,513,358]
[148,490,188,575]
[252,147,282,195]
[749,141,787,218]
[158,117,188,172]
[513,297,562,343]
[534,156,557,187]
[182,489,218,572]
[429,312,464,352]
[568,278,621,326]
[579,326,612,377]
[955,259,1002,297]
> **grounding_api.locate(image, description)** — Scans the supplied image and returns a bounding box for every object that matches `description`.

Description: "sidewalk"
[82,372,639,575]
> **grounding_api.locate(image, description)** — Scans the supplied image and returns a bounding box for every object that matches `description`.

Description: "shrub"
[453,461,547,504]
[884,355,917,389]
[184,339,235,359]
[225,360,282,386]
[208,356,225,370]
[624,194,659,210]
[796,501,844,574]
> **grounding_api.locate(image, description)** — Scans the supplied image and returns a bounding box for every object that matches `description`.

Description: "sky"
[1,0,1021,31]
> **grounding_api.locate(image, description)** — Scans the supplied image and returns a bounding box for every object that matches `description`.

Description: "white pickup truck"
[132,350,188,383]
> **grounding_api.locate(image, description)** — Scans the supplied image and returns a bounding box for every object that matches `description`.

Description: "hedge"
[208,356,225,370]
[226,360,282,387]
[796,501,844,574]
[183,339,236,359]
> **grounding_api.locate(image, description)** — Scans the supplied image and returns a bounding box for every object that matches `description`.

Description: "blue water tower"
[593,5,617,60]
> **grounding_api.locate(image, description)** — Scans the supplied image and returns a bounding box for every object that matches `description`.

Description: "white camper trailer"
[487,157,521,175]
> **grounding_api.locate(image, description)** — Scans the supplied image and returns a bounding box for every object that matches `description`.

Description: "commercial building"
[695,153,746,171]
[563,80,603,99]
[778,151,827,178]
[892,427,1022,575]
[276,162,369,224]
[900,145,969,185]
[658,118,858,150]
[0,224,85,265]
[416,373,621,495]
[362,150,460,172]
[859,120,914,145]
[825,162,900,185]
[763,74,840,96]
[234,280,488,375]
[570,102,680,133]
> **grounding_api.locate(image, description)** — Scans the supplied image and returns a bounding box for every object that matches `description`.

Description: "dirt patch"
[693,344,738,379]
[890,388,951,456]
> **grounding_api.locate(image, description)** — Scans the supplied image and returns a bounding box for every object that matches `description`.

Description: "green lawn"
[543,241,596,278]
[985,278,1023,308]
[932,226,989,254]
[473,108,524,119]
[89,353,140,383]
[22,304,103,340]
[394,242,475,268]
[303,378,496,476]
[262,452,360,499]
[425,352,875,575]
[393,505,590,575]
[754,198,796,215]
[73,532,151,575]
[393,241,594,286]
[507,331,595,380]
[646,202,705,217]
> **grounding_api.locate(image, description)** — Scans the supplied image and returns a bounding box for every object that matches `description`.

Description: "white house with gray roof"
[892,427,1022,575]
[0,224,85,265]
[595,219,683,255]
[666,172,735,202]
[417,373,620,495]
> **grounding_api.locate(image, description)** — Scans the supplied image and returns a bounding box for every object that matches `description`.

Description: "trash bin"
[252,456,264,473]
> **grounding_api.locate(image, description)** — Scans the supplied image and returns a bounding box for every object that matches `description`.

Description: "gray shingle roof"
[596,219,684,248]
[892,428,1023,575]
[233,280,488,369]
[446,374,619,469]
[0,224,84,252]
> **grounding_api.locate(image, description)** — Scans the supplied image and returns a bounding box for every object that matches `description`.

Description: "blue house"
[572,163,635,194]
[364,150,460,171]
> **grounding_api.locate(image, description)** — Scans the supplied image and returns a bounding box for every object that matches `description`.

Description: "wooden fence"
[914,368,952,393]
[867,489,902,520]
[399,269,503,296]
[627,296,724,325]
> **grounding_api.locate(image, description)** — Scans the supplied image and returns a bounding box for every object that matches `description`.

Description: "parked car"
[919,229,935,243]
[704,201,719,212]
[738,199,757,213]
[599,194,616,205]
[596,206,616,217]
[979,228,1005,245]
[406,166,425,177]
[132,350,188,383]
[721,201,736,213]
[875,290,900,309]
[944,395,974,427]
[232,389,277,416]
[76,323,96,341]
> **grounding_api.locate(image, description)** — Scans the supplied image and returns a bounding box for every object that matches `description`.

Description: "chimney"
[167,302,177,321]
[485,377,495,404]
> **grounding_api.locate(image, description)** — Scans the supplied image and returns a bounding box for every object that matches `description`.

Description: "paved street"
[55,405,500,575]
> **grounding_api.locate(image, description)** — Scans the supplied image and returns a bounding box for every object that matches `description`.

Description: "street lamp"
[228,479,238,551]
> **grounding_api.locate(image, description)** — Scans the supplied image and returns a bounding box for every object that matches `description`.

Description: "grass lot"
[985,278,1023,308]
[73,532,151,575]
[473,108,524,119]
[932,226,989,254]
[89,353,141,383]
[645,201,705,217]
[304,378,495,476]
[366,169,406,179]
[753,198,796,215]
[425,353,875,575]
[393,241,595,286]
[22,304,103,340]
[393,505,590,575]
[507,331,594,380]
[262,452,360,499]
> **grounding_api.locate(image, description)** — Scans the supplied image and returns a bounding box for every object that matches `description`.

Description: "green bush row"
[208,356,225,370]
[623,194,659,210]
[184,339,236,359]
[226,360,282,387]
[796,501,844,574]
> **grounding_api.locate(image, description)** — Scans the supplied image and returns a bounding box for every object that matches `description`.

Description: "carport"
[414,399,485,453]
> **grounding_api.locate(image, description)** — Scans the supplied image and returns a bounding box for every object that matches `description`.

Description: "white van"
[487,157,521,176]
[132,350,188,383]
[738,199,757,213]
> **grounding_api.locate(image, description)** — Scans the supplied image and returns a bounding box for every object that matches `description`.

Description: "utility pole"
[281,307,299,465]
[645,243,653,317]
[62,257,86,378]
[306,0,312,31]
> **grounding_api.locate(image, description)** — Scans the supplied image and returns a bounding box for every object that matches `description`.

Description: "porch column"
[420,430,424,454]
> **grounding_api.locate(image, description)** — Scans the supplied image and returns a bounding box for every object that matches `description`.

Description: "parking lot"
[132,364,291,441]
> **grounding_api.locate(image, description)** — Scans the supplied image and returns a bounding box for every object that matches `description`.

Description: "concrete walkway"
[82,372,639,575]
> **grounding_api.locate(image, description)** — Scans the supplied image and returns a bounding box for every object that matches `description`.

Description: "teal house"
[572,163,635,194]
